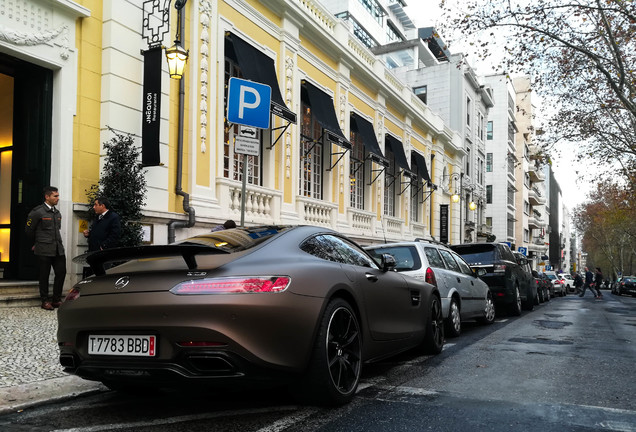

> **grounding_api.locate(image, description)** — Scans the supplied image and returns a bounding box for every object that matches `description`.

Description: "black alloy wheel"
[422,295,444,354]
[299,298,362,406]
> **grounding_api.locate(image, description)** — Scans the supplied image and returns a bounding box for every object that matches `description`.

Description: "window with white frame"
[384,148,397,217]
[299,101,323,199]
[466,96,472,127]
[487,121,493,139]
[486,152,493,172]
[349,129,365,210]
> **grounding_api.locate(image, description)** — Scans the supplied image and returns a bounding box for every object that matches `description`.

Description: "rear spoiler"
[72,244,229,277]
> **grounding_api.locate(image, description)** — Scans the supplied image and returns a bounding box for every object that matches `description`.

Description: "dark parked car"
[614,276,636,296]
[366,239,495,338]
[513,252,535,310]
[450,243,533,316]
[58,225,444,406]
[532,270,550,303]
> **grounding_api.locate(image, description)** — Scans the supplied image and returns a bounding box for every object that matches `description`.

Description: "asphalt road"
[2,292,635,432]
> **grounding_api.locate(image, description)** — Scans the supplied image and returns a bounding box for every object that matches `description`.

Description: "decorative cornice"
[0,24,70,59]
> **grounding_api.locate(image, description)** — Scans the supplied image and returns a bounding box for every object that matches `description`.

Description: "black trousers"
[37,254,66,302]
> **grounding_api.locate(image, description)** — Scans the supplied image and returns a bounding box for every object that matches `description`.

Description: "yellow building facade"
[0,0,463,285]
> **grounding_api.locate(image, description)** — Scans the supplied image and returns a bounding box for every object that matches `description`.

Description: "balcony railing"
[297,196,338,227]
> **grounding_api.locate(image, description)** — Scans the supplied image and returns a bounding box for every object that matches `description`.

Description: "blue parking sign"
[227,77,271,129]
[518,247,528,256]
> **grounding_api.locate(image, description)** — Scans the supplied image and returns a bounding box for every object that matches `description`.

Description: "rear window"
[367,245,422,272]
[450,244,497,265]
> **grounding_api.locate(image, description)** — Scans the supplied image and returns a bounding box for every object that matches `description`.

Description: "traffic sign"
[235,136,260,156]
[518,247,528,256]
[227,77,271,129]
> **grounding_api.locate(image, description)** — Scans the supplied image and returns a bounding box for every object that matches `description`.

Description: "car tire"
[534,289,540,305]
[445,298,461,338]
[523,289,535,311]
[421,294,444,355]
[477,292,496,325]
[298,298,362,406]
[509,286,522,316]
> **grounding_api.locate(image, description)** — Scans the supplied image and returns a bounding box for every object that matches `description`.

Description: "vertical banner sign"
[141,47,162,166]
[440,204,449,244]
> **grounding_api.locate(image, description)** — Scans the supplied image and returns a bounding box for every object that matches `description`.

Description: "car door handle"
[457,277,461,283]
[365,273,378,282]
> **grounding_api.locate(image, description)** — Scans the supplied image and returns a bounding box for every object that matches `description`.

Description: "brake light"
[170,276,290,294]
[64,288,81,302]
[494,264,506,273]
[425,267,437,287]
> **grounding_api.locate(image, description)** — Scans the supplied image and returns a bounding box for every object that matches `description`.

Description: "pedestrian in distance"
[573,272,583,295]
[25,186,66,311]
[82,196,121,278]
[211,219,237,232]
[579,266,596,298]
[593,267,604,299]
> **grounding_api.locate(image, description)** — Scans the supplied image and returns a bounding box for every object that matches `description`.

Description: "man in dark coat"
[82,197,121,277]
[83,196,121,252]
[25,186,66,310]
[579,267,596,298]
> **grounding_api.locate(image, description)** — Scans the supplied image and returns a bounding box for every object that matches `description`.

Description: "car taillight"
[64,287,81,302]
[555,280,563,285]
[170,276,290,295]
[425,267,437,287]
[494,264,506,273]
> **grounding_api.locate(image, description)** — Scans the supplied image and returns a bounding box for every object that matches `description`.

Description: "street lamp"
[469,201,477,211]
[165,43,188,79]
[165,0,188,79]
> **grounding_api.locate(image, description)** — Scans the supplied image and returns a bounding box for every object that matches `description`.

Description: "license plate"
[88,335,156,357]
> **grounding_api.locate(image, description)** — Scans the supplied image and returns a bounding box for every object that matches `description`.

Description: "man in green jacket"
[25,186,66,310]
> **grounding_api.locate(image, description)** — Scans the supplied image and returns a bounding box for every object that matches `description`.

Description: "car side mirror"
[380,253,397,272]
[475,268,487,277]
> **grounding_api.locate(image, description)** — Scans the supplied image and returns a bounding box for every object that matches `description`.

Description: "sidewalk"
[0,306,106,415]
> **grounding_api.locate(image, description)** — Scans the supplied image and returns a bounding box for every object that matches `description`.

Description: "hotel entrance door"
[0,53,53,280]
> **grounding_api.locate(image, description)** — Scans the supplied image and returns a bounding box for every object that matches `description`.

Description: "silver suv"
[366,239,496,338]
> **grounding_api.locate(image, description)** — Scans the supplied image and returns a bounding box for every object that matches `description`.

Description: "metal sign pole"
[240,153,247,227]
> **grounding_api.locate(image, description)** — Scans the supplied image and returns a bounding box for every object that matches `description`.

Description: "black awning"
[385,134,415,178]
[226,33,296,124]
[302,81,351,150]
[411,151,431,182]
[351,113,389,168]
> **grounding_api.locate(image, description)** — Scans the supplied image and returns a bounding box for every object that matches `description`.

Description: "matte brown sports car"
[58,225,443,405]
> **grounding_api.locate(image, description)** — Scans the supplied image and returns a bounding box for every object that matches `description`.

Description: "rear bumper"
[480,275,515,304]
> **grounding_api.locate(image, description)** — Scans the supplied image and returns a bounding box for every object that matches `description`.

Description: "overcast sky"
[402,1,591,210]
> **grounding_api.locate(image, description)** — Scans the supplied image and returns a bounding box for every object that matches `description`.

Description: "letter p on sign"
[227,77,272,129]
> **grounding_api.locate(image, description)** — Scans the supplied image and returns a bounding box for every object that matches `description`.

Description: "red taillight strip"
[170,276,290,295]
[64,288,81,302]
